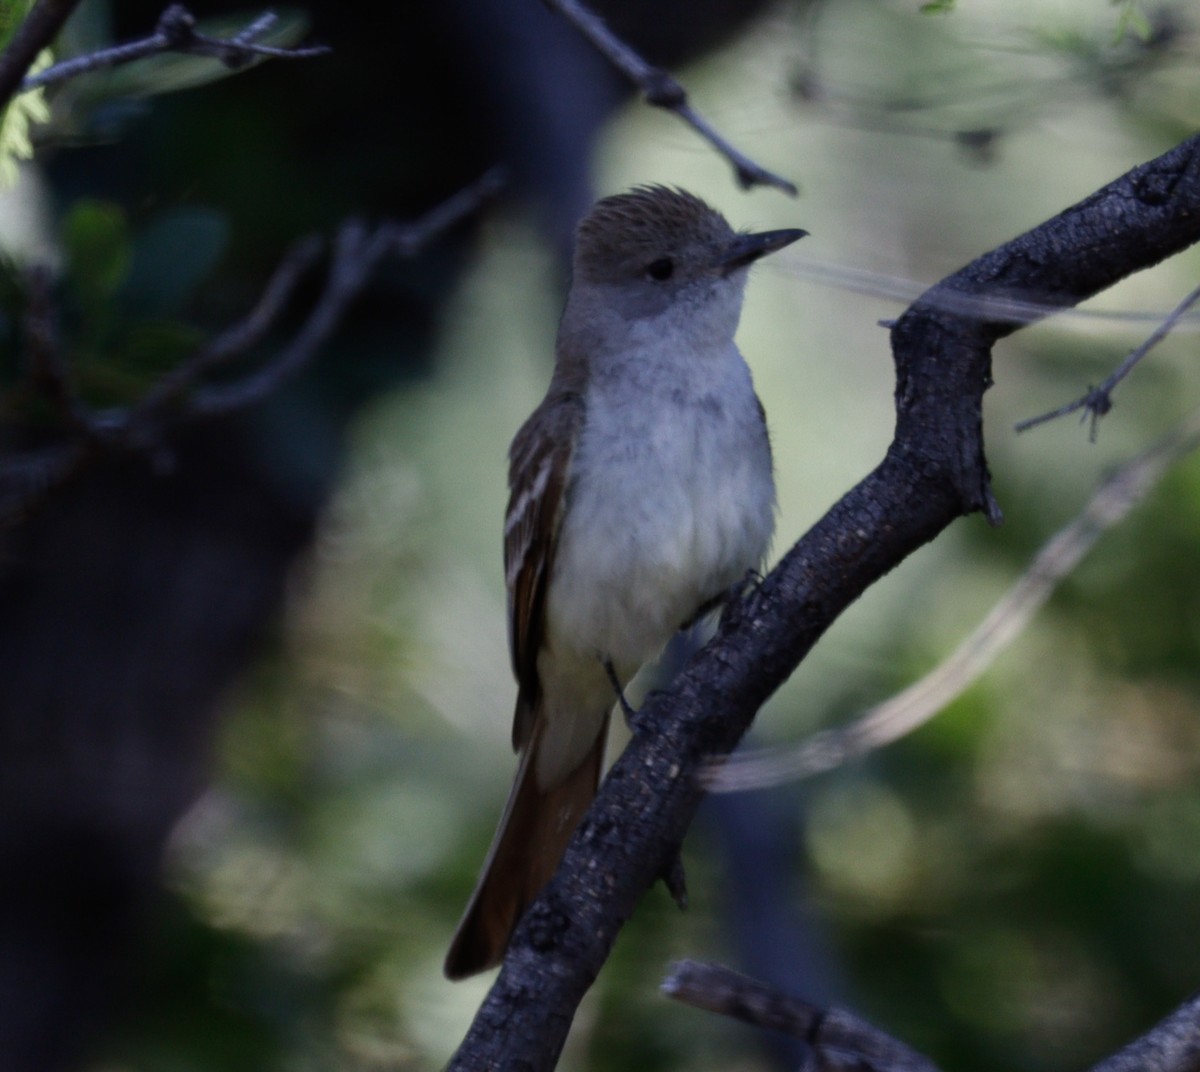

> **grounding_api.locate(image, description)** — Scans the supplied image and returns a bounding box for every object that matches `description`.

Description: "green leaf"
[919,0,956,13]
[0,0,30,46]
[1113,1,1152,43]
[0,47,50,186]
[62,198,132,302]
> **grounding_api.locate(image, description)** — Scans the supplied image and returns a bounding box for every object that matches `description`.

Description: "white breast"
[545,339,775,678]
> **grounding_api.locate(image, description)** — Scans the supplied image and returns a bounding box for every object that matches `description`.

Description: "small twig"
[188,220,375,417]
[708,404,1200,793]
[230,10,278,48]
[382,165,508,256]
[135,233,325,419]
[1016,279,1200,436]
[541,0,797,196]
[191,166,506,418]
[18,4,330,93]
[662,960,942,1072]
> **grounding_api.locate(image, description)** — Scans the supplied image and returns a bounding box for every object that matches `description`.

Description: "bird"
[444,185,805,979]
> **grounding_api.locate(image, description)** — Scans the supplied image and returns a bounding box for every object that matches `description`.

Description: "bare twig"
[1015,279,1200,436]
[18,4,329,93]
[135,234,325,418]
[542,0,797,196]
[189,165,506,418]
[0,167,505,528]
[0,0,83,108]
[230,10,279,48]
[382,164,508,255]
[663,960,942,1072]
[664,962,1200,1072]
[708,404,1200,793]
[187,219,378,418]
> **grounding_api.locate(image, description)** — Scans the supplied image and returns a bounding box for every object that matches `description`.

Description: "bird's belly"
[544,410,773,675]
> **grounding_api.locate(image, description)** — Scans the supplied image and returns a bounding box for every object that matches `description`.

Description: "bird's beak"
[718,228,807,274]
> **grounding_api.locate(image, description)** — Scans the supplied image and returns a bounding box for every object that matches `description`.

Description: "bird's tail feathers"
[443,713,608,979]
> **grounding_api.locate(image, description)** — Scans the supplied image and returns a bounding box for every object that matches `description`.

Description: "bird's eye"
[645,258,674,281]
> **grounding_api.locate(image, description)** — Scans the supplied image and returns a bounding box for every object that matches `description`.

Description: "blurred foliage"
[1,198,224,419]
[0,0,49,187]
[1113,0,1154,43]
[6,0,1200,1070]
[0,65,48,186]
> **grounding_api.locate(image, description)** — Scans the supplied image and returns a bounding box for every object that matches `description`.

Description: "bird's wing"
[504,386,585,750]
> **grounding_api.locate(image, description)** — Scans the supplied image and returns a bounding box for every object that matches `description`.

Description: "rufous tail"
[443,718,607,979]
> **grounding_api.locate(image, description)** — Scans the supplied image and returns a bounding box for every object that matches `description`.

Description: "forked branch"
[0,167,506,528]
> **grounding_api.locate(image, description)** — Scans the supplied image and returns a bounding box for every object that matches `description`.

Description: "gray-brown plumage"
[444,187,804,979]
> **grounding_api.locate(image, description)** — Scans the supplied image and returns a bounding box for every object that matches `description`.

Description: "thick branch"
[1087,992,1200,1072]
[446,133,1200,1071]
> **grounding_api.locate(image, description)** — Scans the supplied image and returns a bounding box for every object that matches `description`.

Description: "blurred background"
[3,0,1200,1069]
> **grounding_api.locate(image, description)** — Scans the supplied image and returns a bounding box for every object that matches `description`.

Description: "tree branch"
[17,4,330,94]
[0,166,505,529]
[662,961,1200,1072]
[1015,278,1200,436]
[541,0,797,196]
[446,132,1200,1071]
[662,960,942,1072]
[1087,992,1200,1072]
[0,0,82,109]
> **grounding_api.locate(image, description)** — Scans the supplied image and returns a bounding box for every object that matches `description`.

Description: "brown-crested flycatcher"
[444,186,805,979]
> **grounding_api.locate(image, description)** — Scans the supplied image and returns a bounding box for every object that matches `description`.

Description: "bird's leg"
[679,569,765,636]
[713,568,767,630]
[604,658,641,731]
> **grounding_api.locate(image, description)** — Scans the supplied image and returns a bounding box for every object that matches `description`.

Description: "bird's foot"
[732,567,765,601]
[718,568,767,628]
